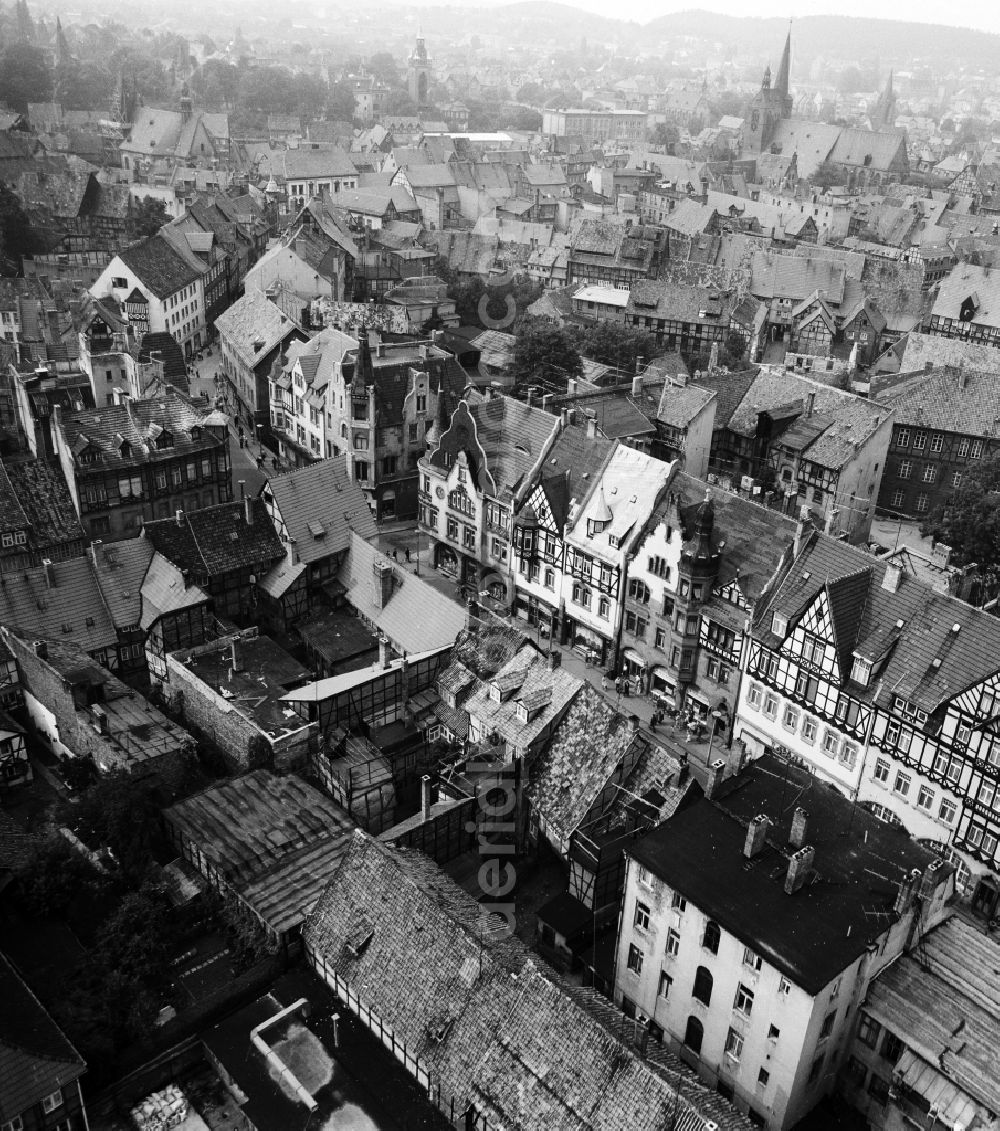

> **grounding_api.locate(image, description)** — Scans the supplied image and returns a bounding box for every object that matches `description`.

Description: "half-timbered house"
[735,528,1000,910]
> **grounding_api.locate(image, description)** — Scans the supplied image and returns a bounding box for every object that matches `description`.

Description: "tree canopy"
[511,319,583,389]
[579,323,658,373]
[921,455,1000,582]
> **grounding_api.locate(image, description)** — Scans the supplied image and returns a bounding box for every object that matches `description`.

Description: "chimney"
[421,774,432,819]
[378,633,391,669]
[566,378,577,397]
[230,638,241,672]
[586,414,597,439]
[805,391,815,417]
[42,558,55,588]
[245,494,254,525]
[793,518,806,557]
[894,867,922,915]
[958,367,968,391]
[526,387,534,406]
[33,639,48,660]
[631,374,643,396]
[542,394,554,412]
[239,479,246,500]
[704,757,727,799]
[918,858,944,901]
[789,807,808,849]
[824,507,838,536]
[372,559,394,609]
[744,814,770,859]
[881,562,902,593]
[89,539,103,568]
[784,845,815,894]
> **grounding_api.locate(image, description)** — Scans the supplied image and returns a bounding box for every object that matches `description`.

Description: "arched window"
[341,422,348,439]
[702,920,721,955]
[692,966,713,1006]
[684,1015,704,1054]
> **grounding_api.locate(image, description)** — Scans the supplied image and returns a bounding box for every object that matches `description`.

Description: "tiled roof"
[143,499,283,579]
[164,770,354,937]
[0,462,28,534]
[304,832,752,1131]
[864,916,1000,1118]
[264,457,376,567]
[756,529,1000,714]
[768,120,841,177]
[282,146,357,180]
[213,290,299,371]
[0,556,115,654]
[57,394,220,467]
[632,753,942,995]
[664,198,715,237]
[399,163,457,189]
[750,251,846,305]
[628,277,735,325]
[528,421,615,528]
[829,127,907,172]
[140,551,208,629]
[340,532,467,654]
[0,951,84,1124]
[723,370,891,470]
[932,263,1000,327]
[656,381,715,429]
[897,331,1000,375]
[93,537,155,628]
[118,233,201,300]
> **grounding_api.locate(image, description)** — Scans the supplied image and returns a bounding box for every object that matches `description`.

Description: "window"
[757,1068,770,1088]
[2,1118,24,1131]
[724,1027,744,1062]
[916,785,934,811]
[898,459,912,479]
[655,626,666,649]
[782,704,799,732]
[912,431,926,450]
[734,983,754,1016]
[627,943,643,974]
[658,971,673,998]
[354,459,369,481]
[881,1031,904,1064]
[971,439,984,458]
[634,901,650,930]
[891,490,905,508]
[930,434,943,453]
[808,1055,825,1084]
[684,1016,704,1054]
[771,612,787,636]
[666,928,680,956]
[845,1056,868,1088]
[747,682,763,709]
[958,437,970,457]
[112,275,128,288]
[896,428,910,446]
[671,892,687,912]
[857,1014,881,1048]
[978,780,996,808]
[802,717,818,744]
[867,1074,890,1105]
[922,464,936,483]
[416,393,427,412]
[822,730,840,757]
[628,578,650,603]
[916,493,929,513]
[767,1023,781,1040]
[692,966,713,1005]
[42,1090,63,1113]
[894,770,912,798]
[953,471,963,488]
[702,920,721,954]
[819,1010,836,1041]
[873,758,890,785]
[778,976,792,996]
[763,692,778,720]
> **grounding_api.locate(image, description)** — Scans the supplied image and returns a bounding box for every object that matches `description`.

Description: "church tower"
[744,27,793,157]
[869,71,898,132]
[407,28,432,108]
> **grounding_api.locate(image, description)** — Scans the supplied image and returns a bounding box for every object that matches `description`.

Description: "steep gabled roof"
[118,233,201,300]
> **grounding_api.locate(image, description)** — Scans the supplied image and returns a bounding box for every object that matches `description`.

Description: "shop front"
[565,618,610,667]
[620,648,648,689]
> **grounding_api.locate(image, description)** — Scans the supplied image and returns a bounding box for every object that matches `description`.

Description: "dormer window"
[587,517,608,537]
[155,430,173,449]
[851,655,872,687]
[772,612,788,637]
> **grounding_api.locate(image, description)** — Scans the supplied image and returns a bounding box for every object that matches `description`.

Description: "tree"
[246,734,274,771]
[0,180,40,267]
[15,839,110,919]
[579,323,658,372]
[811,160,847,190]
[0,43,51,109]
[511,319,583,389]
[921,455,1000,581]
[327,81,356,123]
[366,52,400,87]
[191,58,239,108]
[65,772,163,883]
[650,123,680,151]
[131,196,169,239]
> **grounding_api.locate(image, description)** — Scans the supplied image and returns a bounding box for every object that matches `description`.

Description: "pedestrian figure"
[392,548,398,561]
[601,674,608,693]
[272,456,279,471]
[405,547,411,563]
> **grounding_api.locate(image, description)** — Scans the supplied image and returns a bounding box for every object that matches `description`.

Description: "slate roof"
[874,366,1000,435]
[58,395,220,467]
[0,556,115,655]
[897,331,1000,375]
[627,278,735,325]
[767,120,841,178]
[656,381,715,429]
[631,753,943,995]
[400,163,457,189]
[139,551,209,630]
[143,499,284,579]
[339,532,467,654]
[863,915,1000,1119]
[118,234,201,300]
[756,529,1000,714]
[829,127,907,172]
[306,831,750,1130]
[164,770,354,937]
[213,290,299,371]
[664,198,715,237]
[527,420,615,528]
[0,462,28,533]
[93,537,155,628]
[263,457,376,566]
[750,251,846,306]
[0,950,84,1124]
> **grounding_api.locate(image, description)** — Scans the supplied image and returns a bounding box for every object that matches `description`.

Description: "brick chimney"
[245,494,254,525]
[784,845,815,894]
[421,774,432,819]
[586,414,598,439]
[789,807,808,849]
[918,858,945,901]
[744,814,770,859]
[378,633,391,669]
[41,558,55,588]
[894,867,922,915]
[704,757,727,799]
[175,508,185,526]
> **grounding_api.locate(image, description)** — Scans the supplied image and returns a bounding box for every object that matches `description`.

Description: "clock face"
[436,486,445,499]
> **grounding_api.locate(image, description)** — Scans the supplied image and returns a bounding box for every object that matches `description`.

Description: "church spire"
[774,23,791,100]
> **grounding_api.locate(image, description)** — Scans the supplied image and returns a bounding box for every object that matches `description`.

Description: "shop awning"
[894,1049,980,1130]
[623,648,647,668]
[651,666,675,690]
[573,624,606,648]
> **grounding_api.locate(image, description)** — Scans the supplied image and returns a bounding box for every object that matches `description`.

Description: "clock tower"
[407,28,432,108]
[744,27,793,157]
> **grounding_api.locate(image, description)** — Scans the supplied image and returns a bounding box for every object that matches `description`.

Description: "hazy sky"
[486,0,1000,35]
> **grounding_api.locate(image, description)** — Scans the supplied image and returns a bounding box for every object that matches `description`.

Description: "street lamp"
[705,708,725,761]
